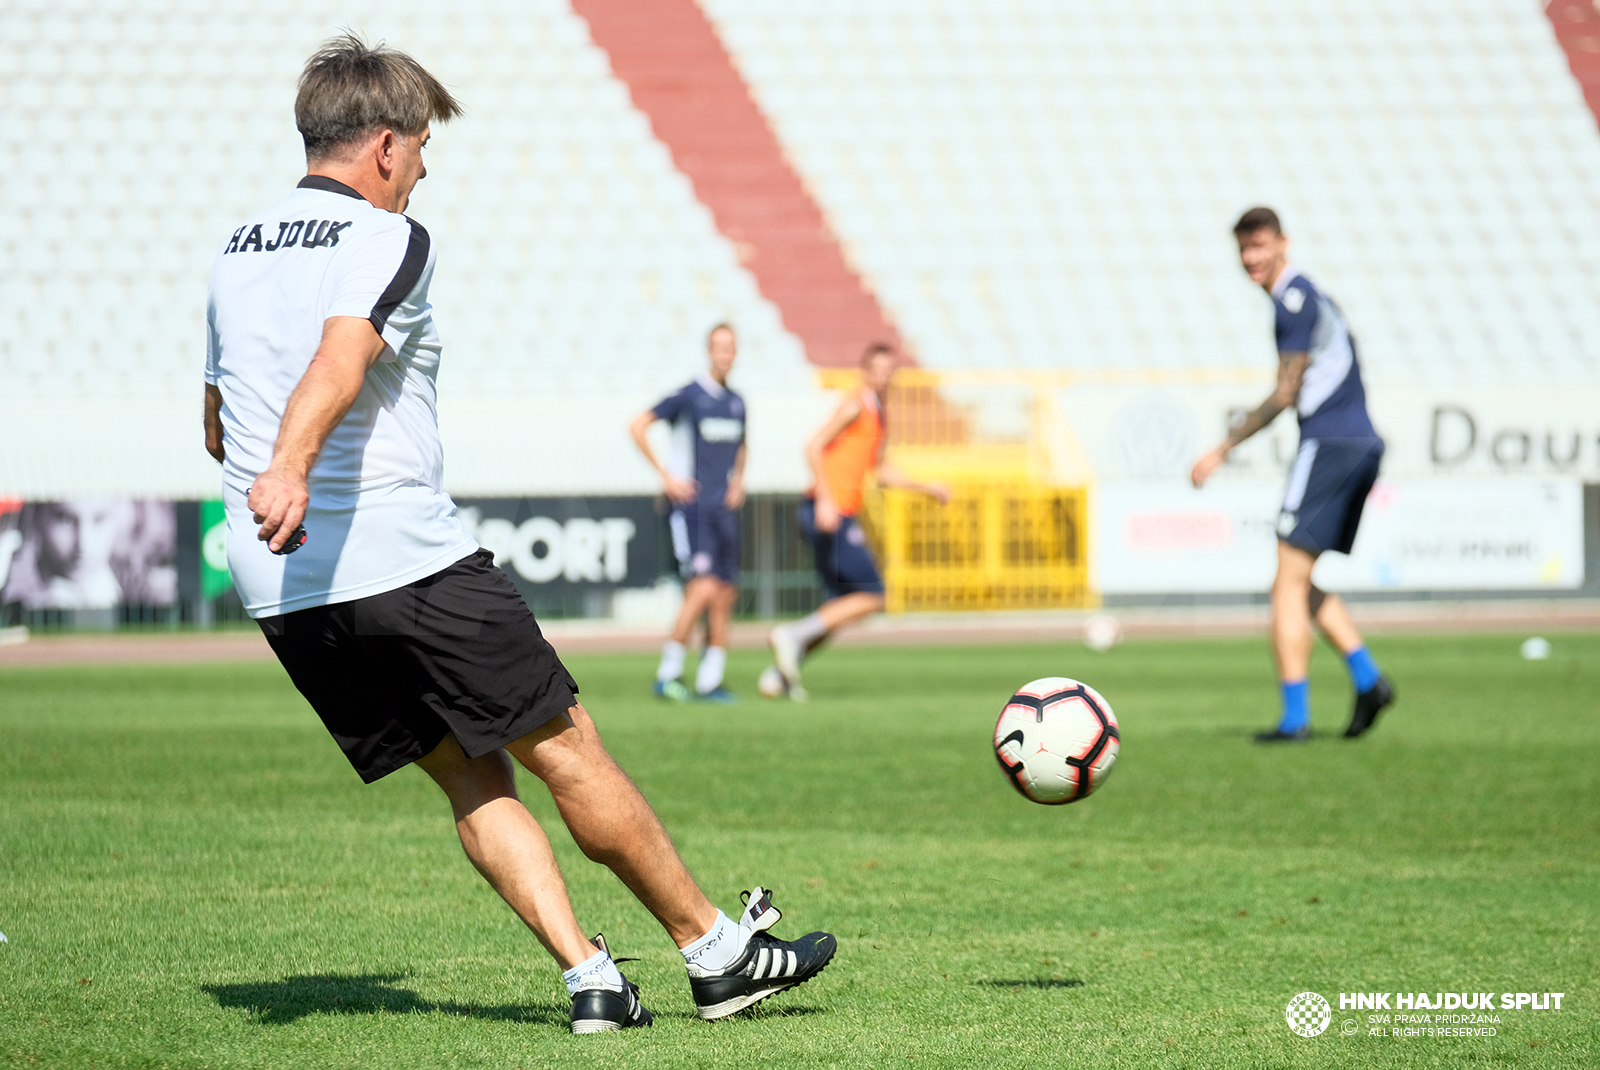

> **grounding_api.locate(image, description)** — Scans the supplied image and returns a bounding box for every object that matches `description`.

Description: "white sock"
[696,646,727,693]
[563,949,624,995]
[790,612,828,655]
[681,910,746,973]
[657,640,686,682]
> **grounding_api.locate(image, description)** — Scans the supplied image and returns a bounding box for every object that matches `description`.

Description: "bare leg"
[1314,592,1364,655]
[706,579,737,649]
[817,591,885,633]
[507,704,717,948]
[669,576,721,646]
[415,735,596,969]
[1271,541,1317,683]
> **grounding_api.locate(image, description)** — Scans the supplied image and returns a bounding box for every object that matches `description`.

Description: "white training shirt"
[205,175,478,618]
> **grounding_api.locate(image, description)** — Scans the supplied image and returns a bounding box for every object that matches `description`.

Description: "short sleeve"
[325,216,432,359]
[652,386,691,422]
[1274,282,1318,354]
[204,293,220,384]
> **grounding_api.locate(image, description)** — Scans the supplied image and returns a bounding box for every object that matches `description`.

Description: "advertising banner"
[1057,382,1600,483]
[1095,478,1585,594]
[0,500,178,609]
[199,500,232,601]
[455,497,665,601]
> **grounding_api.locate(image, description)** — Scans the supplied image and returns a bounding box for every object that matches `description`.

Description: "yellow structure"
[818,368,1095,611]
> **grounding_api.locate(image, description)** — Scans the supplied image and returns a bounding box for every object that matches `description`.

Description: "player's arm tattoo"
[1226,352,1307,448]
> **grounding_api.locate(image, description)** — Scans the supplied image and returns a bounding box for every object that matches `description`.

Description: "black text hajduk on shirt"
[224,219,355,254]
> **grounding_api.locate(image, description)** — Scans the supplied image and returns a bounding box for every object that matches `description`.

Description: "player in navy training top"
[629,323,747,702]
[1191,208,1396,743]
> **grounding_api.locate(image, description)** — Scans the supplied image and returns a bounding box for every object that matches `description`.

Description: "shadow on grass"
[976,978,1085,991]
[202,973,566,1027]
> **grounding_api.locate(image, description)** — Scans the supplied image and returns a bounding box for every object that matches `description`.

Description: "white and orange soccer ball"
[992,677,1119,804]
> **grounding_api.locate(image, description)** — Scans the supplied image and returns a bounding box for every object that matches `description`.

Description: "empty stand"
[0,0,820,497]
[572,0,902,369]
[702,0,1600,386]
[5,0,1600,499]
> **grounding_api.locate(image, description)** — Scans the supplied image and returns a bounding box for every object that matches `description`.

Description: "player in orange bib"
[761,343,948,701]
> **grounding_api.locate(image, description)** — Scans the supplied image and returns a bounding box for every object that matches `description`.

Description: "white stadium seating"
[0,0,820,498]
[702,0,1600,387]
[3,0,1599,497]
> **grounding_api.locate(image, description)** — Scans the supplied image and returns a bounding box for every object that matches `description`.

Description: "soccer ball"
[757,664,787,698]
[1083,613,1123,652]
[992,677,1119,804]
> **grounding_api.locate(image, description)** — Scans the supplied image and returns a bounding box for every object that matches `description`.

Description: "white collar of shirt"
[697,371,727,398]
[1270,264,1301,299]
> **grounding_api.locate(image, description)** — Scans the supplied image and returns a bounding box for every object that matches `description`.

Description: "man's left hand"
[724,476,746,510]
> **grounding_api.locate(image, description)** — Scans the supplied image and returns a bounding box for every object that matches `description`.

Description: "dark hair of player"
[860,342,896,366]
[1232,206,1282,238]
[295,33,464,162]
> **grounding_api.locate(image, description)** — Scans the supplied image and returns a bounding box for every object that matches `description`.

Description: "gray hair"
[295,33,463,161]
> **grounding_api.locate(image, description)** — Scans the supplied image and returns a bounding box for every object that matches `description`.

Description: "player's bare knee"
[427,750,520,822]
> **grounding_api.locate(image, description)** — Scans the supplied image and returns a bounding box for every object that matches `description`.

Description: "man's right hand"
[813,496,841,534]
[664,474,698,504]
[249,467,310,553]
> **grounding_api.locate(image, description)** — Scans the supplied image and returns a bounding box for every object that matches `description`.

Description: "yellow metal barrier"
[860,483,1093,611]
[814,365,1271,612]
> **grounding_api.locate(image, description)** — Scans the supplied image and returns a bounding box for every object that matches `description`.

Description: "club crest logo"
[1286,991,1332,1037]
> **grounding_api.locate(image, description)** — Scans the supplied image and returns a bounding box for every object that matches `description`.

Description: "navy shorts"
[799,498,885,600]
[1277,438,1383,556]
[671,502,740,584]
[257,549,579,784]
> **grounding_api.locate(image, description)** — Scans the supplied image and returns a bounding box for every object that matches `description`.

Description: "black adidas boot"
[569,934,654,1034]
[687,888,836,1020]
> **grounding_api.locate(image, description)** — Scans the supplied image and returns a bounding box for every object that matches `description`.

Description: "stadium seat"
[7,0,1600,498]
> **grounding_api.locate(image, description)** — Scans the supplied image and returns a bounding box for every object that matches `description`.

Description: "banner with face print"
[0,501,178,610]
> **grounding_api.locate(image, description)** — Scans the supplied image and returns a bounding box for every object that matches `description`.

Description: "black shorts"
[257,548,578,783]
[1277,438,1384,556]
[798,498,885,600]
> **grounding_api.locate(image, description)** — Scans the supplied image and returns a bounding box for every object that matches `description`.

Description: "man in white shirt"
[205,34,833,1035]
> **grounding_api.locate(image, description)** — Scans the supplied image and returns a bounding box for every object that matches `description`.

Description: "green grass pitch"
[1,634,1596,1069]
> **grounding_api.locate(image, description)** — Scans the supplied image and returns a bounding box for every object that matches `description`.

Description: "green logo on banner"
[200,500,232,600]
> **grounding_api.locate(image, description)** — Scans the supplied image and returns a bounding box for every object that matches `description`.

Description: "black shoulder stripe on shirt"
[369,217,430,337]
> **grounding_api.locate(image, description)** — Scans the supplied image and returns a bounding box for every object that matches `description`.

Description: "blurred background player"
[761,344,948,701]
[629,324,747,703]
[1191,207,1396,743]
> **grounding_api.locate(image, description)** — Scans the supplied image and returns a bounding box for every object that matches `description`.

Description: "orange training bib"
[817,388,884,517]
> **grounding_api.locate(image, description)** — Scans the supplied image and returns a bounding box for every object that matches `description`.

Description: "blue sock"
[1344,646,1381,693]
[1278,679,1310,733]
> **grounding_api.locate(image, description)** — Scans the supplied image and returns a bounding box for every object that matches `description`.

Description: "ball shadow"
[976,978,1086,991]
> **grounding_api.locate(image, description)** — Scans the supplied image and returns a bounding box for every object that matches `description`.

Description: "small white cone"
[1520,637,1551,660]
[0,932,8,942]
